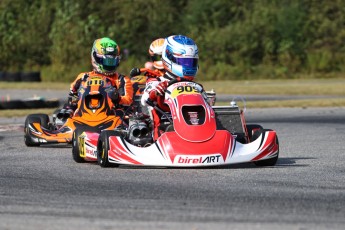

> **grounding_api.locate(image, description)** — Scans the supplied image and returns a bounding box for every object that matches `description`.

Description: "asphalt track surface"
[0,107,345,230]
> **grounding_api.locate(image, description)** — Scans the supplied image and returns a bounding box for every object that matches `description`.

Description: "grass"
[1,78,344,95]
[0,82,69,90]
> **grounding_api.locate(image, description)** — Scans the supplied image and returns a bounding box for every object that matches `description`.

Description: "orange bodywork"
[28,115,121,143]
[26,75,123,144]
[131,75,147,96]
[131,68,163,96]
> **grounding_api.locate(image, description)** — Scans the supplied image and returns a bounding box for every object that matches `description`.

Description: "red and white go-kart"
[73,80,279,168]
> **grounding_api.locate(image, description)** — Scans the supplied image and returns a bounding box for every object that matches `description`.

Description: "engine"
[127,114,152,146]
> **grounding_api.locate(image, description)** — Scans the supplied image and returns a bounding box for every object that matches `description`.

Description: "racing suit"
[141,72,207,140]
[62,71,133,118]
[129,67,165,96]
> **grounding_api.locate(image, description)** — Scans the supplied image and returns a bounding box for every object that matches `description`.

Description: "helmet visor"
[150,53,161,62]
[174,57,198,68]
[94,52,119,71]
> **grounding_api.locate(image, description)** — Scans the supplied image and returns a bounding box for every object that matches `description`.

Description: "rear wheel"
[246,124,263,142]
[24,114,50,147]
[254,130,279,167]
[72,128,85,163]
[97,130,120,168]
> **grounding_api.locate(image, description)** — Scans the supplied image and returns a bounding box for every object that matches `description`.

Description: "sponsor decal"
[106,47,114,52]
[174,154,223,165]
[85,146,97,157]
[79,88,85,95]
[87,77,104,86]
[187,111,199,125]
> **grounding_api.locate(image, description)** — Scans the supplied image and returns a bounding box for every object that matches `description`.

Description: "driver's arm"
[140,79,160,106]
[114,74,133,106]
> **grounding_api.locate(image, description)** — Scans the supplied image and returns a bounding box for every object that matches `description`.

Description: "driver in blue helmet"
[140,35,208,140]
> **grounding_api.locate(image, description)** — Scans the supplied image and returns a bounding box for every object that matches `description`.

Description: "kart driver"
[140,35,208,140]
[59,37,133,118]
[128,38,166,97]
[129,38,166,79]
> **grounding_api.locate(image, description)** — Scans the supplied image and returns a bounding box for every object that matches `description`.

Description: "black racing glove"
[71,73,88,93]
[57,91,79,119]
[130,68,141,77]
[57,104,75,119]
[68,91,79,107]
[106,87,120,104]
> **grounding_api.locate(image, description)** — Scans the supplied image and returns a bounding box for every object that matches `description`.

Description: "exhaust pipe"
[130,123,149,138]
[57,109,74,120]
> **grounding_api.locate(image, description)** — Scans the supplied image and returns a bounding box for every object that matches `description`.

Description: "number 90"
[177,86,198,93]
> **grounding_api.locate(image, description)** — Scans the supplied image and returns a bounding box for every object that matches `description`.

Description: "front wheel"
[246,124,263,142]
[254,131,279,167]
[97,130,120,168]
[24,114,50,147]
[72,129,85,163]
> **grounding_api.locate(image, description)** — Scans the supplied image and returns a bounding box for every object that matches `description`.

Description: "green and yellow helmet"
[91,37,120,75]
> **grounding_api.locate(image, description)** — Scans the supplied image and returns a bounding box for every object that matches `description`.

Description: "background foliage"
[0,0,344,82]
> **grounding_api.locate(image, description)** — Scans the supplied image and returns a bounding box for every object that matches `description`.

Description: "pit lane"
[0,107,345,230]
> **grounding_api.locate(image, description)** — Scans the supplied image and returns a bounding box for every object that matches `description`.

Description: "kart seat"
[213,105,248,143]
[85,94,102,109]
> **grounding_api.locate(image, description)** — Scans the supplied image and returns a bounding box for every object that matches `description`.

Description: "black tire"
[32,114,50,128]
[22,98,45,109]
[22,98,60,109]
[0,100,25,110]
[43,99,60,108]
[72,129,85,163]
[20,72,41,82]
[254,130,279,167]
[0,99,59,110]
[3,72,21,82]
[247,124,264,142]
[24,114,50,147]
[97,130,120,168]
[0,71,6,81]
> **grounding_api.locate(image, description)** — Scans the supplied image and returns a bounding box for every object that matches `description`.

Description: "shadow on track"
[94,157,315,170]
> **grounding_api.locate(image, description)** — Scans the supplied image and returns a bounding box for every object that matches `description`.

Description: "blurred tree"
[0,0,54,71]
[0,0,344,80]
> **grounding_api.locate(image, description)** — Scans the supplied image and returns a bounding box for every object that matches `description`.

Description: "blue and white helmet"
[162,35,199,80]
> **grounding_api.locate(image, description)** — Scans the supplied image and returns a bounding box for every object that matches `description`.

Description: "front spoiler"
[100,130,278,167]
[26,123,73,144]
[25,116,120,145]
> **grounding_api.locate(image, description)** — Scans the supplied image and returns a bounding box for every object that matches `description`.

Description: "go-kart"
[24,75,123,156]
[69,68,159,163]
[130,68,161,96]
[74,79,279,167]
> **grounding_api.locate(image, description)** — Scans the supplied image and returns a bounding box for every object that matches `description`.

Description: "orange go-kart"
[130,68,163,114]
[24,75,122,147]
[130,68,162,96]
